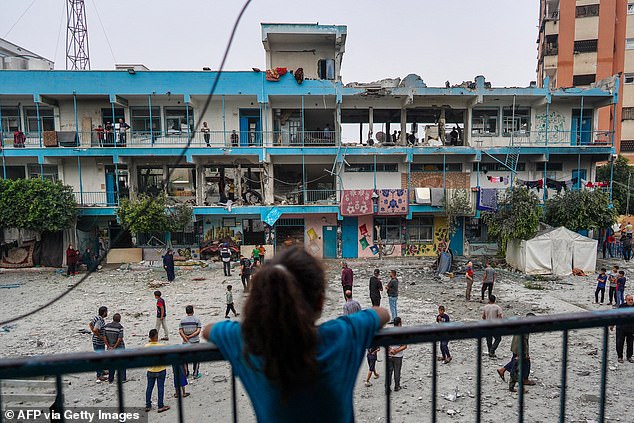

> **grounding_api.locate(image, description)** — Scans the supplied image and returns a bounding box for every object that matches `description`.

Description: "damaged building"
[0,23,619,261]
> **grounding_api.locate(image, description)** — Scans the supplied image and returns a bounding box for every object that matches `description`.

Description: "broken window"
[410,163,462,172]
[137,167,164,195]
[374,217,402,245]
[167,167,196,199]
[317,59,335,80]
[165,107,194,134]
[407,216,434,243]
[1,106,21,132]
[502,107,531,136]
[572,74,596,86]
[575,4,599,17]
[472,108,499,136]
[544,34,558,55]
[24,107,55,133]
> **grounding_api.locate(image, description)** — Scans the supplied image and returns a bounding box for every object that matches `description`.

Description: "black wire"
[0,0,253,327]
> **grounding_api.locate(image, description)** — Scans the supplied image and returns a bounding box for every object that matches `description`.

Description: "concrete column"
[465,107,473,147]
[368,107,374,142]
[236,165,242,205]
[263,160,274,205]
[195,164,204,206]
[400,108,407,145]
[128,159,138,198]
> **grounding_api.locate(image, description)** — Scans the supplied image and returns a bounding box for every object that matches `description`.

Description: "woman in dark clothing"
[82,248,97,272]
[162,249,176,282]
[66,244,79,276]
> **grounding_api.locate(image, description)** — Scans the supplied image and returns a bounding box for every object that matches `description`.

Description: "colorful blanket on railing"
[377,189,409,215]
[340,190,374,216]
[477,188,498,212]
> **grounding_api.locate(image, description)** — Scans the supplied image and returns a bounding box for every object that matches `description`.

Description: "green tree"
[0,178,77,231]
[443,189,473,236]
[117,194,169,234]
[596,155,632,214]
[545,189,617,232]
[482,187,542,256]
[167,203,193,232]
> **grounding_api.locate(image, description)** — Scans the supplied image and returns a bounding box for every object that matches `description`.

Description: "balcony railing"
[471,130,614,147]
[74,191,119,207]
[0,309,632,422]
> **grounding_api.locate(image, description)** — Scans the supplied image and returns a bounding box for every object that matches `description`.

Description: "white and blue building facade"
[0,24,618,259]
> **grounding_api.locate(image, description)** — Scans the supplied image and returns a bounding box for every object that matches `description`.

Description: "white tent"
[506,227,597,276]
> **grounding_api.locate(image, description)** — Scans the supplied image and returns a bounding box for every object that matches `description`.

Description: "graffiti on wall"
[403,217,449,257]
[535,111,566,144]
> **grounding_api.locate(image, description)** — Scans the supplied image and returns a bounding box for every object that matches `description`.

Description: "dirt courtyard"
[0,256,632,423]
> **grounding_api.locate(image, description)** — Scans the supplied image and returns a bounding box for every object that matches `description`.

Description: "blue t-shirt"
[210,309,380,423]
[596,274,607,288]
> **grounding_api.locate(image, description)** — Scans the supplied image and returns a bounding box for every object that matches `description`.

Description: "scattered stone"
[580,394,601,403]
[577,370,591,377]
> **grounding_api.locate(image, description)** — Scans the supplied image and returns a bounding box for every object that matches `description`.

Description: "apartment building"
[537,0,632,156]
[0,23,618,260]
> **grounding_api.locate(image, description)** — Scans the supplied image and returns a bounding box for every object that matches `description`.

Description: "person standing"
[608,265,619,306]
[482,295,503,357]
[239,254,252,292]
[508,314,536,392]
[145,329,170,413]
[386,270,399,323]
[342,290,362,315]
[154,290,169,341]
[179,305,202,379]
[616,270,627,306]
[89,306,108,382]
[251,245,261,265]
[258,244,266,264]
[220,244,232,277]
[612,294,634,363]
[465,261,474,301]
[66,244,80,276]
[369,269,383,306]
[341,261,354,299]
[386,317,407,392]
[595,268,607,304]
[117,118,130,146]
[224,285,239,319]
[162,249,176,282]
[481,262,496,302]
[201,121,211,147]
[624,236,632,262]
[104,313,126,384]
[436,306,452,364]
[82,247,97,272]
[364,345,380,387]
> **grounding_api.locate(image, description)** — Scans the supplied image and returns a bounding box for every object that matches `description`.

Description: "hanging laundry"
[340,190,374,216]
[377,189,409,215]
[477,188,498,211]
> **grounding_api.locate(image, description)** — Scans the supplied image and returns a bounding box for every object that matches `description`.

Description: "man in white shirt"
[386,317,407,392]
[482,295,503,357]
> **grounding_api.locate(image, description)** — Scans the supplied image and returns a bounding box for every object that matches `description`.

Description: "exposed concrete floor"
[0,256,632,423]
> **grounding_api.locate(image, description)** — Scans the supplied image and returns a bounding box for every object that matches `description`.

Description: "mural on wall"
[535,111,566,144]
[359,224,370,250]
[403,216,450,257]
[174,247,200,260]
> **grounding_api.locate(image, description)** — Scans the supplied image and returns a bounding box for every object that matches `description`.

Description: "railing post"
[476,338,482,423]
[518,334,525,423]
[384,346,391,423]
[599,327,609,423]
[559,330,568,423]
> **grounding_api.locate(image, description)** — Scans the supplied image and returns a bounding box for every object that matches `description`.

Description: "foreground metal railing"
[0,309,632,423]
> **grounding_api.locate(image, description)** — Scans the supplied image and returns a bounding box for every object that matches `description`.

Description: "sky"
[3,0,540,87]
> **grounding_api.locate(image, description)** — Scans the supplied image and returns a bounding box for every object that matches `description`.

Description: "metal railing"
[74,191,119,206]
[471,130,614,147]
[1,309,632,423]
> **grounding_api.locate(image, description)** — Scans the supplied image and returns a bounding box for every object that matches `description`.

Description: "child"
[595,268,607,304]
[154,291,169,341]
[608,265,619,305]
[465,261,474,301]
[436,306,452,363]
[616,271,627,306]
[364,346,380,387]
[172,364,189,398]
[224,285,240,319]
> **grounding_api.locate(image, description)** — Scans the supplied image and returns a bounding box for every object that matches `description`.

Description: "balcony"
[0,309,630,422]
[470,130,614,147]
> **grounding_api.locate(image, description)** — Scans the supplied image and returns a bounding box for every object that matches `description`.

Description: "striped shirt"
[104,321,125,348]
[90,315,106,346]
[179,315,202,343]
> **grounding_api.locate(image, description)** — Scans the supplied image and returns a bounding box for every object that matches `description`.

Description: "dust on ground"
[0,256,632,423]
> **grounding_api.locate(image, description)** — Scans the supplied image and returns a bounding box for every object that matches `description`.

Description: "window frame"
[1,106,21,133]
[406,216,434,243]
[130,107,161,136]
[411,163,462,172]
[24,106,55,133]
[471,108,499,136]
[373,217,403,245]
[164,107,194,135]
[502,107,531,136]
[345,163,398,173]
[27,164,58,181]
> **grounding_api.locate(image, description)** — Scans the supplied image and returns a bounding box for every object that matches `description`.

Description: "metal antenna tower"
[66,0,91,70]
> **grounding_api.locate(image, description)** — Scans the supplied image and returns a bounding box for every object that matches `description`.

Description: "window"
[628,3,634,14]
[317,59,335,80]
[626,38,634,50]
[465,217,491,243]
[473,162,526,172]
[572,74,596,86]
[622,107,634,121]
[345,163,398,172]
[502,107,531,135]
[471,108,499,136]
[165,107,194,134]
[407,216,433,242]
[130,107,161,135]
[621,140,634,152]
[28,164,58,181]
[574,39,598,53]
[374,217,402,245]
[137,167,164,194]
[4,166,25,180]
[625,74,634,84]
[575,4,599,17]
[24,107,55,133]
[536,162,563,171]
[167,167,196,198]
[544,34,558,56]
[411,163,462,172]
[101,108,124,125]
[1,106,20,133]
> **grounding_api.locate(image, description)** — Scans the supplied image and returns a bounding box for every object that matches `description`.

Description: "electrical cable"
[4,0,38,38]
[0,0,253,326]
[90,0,117,65]
[53,0,66,65]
